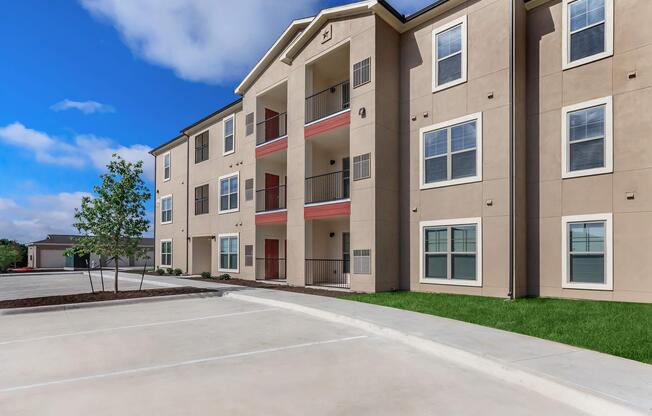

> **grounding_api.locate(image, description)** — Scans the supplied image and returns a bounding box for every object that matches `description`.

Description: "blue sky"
[0,0,429,243]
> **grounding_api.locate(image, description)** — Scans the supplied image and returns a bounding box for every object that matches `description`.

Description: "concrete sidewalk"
[108,272,652,415]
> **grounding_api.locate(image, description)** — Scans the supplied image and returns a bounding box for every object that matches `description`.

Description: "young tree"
[0,245,20,272]
[68,154,151,292]
[0,240,26,268]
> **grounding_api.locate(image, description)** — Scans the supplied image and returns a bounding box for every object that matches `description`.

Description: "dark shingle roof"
[29,235,154,247]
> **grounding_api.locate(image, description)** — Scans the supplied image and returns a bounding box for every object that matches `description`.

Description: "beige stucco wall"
[527,0,652,302]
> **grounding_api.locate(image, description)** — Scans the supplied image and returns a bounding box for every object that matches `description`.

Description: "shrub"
[218,273,231,280]
[155,268,165,275]
[173,268,183,276]
[166,268,173,275]
[200,271,211,279]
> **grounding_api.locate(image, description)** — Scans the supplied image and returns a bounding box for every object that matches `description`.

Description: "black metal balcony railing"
[256,112,287,145]
[305,259,350,289]
[256,185,287,212]
[305,80,350,124]
[305,171,350,204]
[256,258,287,280]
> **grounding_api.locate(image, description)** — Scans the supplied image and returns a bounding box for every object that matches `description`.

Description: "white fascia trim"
[419,217,482,287]
[162,151,171,182]
[235,18,313,95]
[561,213,613,291]
[255,135,288,149]
[218,171,240,214]
[160,194,173,225]
[304,108,351,127]
[432,15,467,93]
[419,112,483,190]
[222,114,235,156]
[304,198,351,208]
[561,96,613,179]
[255,208,288,215]
[160,238,172,268]
[562,0,614,70]
[218,232,240,273]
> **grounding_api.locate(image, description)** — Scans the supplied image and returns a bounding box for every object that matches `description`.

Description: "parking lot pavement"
[0,272,160,301]
[0,296,586,415]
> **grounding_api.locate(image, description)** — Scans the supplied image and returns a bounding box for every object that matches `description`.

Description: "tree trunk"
[114,258,119,293]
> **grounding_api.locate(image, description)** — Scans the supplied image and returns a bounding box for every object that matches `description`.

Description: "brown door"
[265,173,280,211]
[265,239,279,279]
[265,108,279,140]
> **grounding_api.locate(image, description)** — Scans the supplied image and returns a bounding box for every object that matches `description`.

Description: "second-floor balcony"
[305,170,350,205]
[305,80,350,124]
[256,112,287,146]
[256,185,287,213]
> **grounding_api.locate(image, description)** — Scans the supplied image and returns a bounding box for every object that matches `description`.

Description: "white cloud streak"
[79,0,320,84]
[51,99,115,114]
[0,122,154,180]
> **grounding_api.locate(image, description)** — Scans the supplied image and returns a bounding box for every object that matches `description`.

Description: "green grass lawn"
[340,292,652,364]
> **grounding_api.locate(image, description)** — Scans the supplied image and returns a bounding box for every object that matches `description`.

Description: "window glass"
[569,0,606,62]
[568,221,605,283]
[161,197,172,223]
[224,117,234,153]
[219,236,238,271]
[219,175,238,212]
[423,224,477,282]
[424,120,477,184]
[436,24,463,86]
[163,153,171,180]
[568,105,605,171]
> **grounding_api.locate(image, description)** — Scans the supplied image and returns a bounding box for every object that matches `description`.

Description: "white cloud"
[51,99,115,114]
[0,192,90,243]
[79,0,320,84]
[0,122,153,180]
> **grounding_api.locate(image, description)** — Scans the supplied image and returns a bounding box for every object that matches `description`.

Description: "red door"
[265,108,279,140]
[265,173,280,211]
[264,239,279,279]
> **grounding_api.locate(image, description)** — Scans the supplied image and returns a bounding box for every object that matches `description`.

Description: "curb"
[224,291,646,416]
[1,291,223,315]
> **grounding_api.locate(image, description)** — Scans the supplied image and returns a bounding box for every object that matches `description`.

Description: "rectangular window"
[563,0,613,69]
[353,153,371,181]
[163,152,171,181]
[562,214,612,290]
[161,240,172,267]
[223,115,235,155]
[245,112,254,136]
[195,131,209,163]
[244,244,253,267]
[219,172,239,213]
[420,218,481,286]
[160,195,172,224]
[420,113,482,189]
[353,57,371,88]
[219,234,239,272]
[432,16,467,92]
[353,249,371,274]
[245,178,254,201]
[194,184,209,215]
[562,96,612,178]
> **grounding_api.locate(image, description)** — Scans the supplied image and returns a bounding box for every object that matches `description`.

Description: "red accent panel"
[304,111,350,139]
[256,136,288,158]
[304,201,351,219]
[256,211,287,225]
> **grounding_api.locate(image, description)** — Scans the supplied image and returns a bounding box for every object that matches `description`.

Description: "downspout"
[508,0,515,299]
[186,135,190,274]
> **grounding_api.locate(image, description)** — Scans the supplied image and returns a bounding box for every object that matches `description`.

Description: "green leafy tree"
[0,240,26,268]
[0,245,20,272]
[66,154,151,292]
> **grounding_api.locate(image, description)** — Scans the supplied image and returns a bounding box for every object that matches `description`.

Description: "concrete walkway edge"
[224,291,646,416]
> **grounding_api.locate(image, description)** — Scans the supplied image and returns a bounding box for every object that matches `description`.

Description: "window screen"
[194,185,209,215]
[195,131,209,163]
[245,112,254,136]
[244,245,253,267]
[245,178,254,201]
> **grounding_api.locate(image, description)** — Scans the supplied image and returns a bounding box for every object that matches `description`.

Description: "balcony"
[305,259,350,289]
[256,112,287,146]
[305,171,349,205]
[256,185,286,213]
[305,81,350,125]
[256,257,286,281]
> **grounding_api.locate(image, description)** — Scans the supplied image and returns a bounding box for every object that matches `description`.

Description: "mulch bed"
[187,277,351,298]
[0,287,218,309]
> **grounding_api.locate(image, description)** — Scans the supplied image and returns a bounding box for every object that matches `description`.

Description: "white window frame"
[163,152,171,182]
[218,233,239,273]
[160,194,173,225]
[419,112,483,189]
[218,172,239,214]
[561,213,613,291]
[432,15,467,93]
[419,217,482,287]
[223,114,235,156]
[561,96,613,179]
[562,0,613,70]
[160,239,172,268]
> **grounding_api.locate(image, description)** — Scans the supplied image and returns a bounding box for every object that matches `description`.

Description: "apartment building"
[151,0,652,303]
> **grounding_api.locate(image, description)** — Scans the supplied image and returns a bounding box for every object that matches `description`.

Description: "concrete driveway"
[0,294,585,415]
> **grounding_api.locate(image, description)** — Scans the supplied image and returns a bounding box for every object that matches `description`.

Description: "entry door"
[342,157,350,199]
[265,108,279,140]
[265,239,280,279]
[265,173,280,210]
